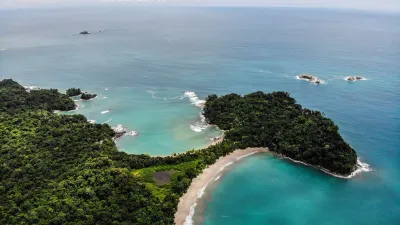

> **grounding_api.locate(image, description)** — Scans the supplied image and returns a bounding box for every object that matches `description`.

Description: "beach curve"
[174,147,269,225]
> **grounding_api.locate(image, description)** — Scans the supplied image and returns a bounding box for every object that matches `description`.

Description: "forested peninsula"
[0,79,357,224]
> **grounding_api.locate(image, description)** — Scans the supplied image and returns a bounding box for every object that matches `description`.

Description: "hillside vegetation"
[0,79,357,224]
[203,91,357,174]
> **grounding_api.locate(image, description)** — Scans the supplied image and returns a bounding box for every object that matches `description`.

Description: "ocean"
[1,6,399,224]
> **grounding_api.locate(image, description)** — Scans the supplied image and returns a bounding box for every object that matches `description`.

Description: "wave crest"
[184,91,206,108]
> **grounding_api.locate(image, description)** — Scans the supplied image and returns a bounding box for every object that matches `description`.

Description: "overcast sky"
[1,0,400,12]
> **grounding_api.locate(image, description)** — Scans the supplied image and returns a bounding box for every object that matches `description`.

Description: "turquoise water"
[1,6,399,224]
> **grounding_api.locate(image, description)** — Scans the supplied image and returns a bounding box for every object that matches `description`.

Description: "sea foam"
[184,91,206,108]
[101,110,110,114]
[219,162,233,172]
[190,114,210,132]
[183,203,197,225]
[282,156,371,179]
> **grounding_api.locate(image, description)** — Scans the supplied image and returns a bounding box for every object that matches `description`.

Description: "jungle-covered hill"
[203,91,357,174]
[0,79,357,225]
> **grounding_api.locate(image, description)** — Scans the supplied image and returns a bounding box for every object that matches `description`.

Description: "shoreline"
[174,147,269,225]
[277,154,371,179]
[174,147,372,225]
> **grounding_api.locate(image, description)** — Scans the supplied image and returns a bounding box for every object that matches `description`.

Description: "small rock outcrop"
[80,93,97,100]
[126,131,139,136]
[111,125,139,139]
[112,125,127,138]
[79,31,90,35]
[298,74,322,84]
[346,76,364,81]
[299,74,314,80]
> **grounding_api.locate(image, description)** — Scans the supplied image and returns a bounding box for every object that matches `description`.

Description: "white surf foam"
[183,202,197,225]
[103,118,112,124]
[214,175,221,181]
[105,88,108,91]
[236,152,257,161]
[101,110,110,114]
[183,182,210,225]
[0,48,7,52]
[190,122,209,132]
[282,156,371,179]
[146,90,169,100]
[88,119,96,124]
[197,184,208,198]
[190,113,210,133]
[103,96,108,99]
[219,162,233,172]
[184,91,206,108]
[112,124,126,133]
[347,158,372,178]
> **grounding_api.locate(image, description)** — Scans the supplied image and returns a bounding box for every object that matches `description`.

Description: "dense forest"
[0,79,357,224]
[66,88,82,97]
[203,91,357,174]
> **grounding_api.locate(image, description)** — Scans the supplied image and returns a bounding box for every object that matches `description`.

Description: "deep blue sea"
[1,6,399,224]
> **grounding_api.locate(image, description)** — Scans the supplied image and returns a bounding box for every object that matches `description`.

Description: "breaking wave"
[184,91,206,108]
[190,114,210,132]
[183,202,197,225]
[219,162,233,172]
[214,175,221,181]
[101,110,110,114]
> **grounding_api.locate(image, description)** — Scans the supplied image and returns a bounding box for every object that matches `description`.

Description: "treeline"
[0,79,75,113]
[203,91,357,174]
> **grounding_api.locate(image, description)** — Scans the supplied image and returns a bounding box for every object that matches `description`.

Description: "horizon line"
[1,3,400,14]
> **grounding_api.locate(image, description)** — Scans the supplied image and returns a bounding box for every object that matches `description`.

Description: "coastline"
[277,154,371,179]
[174,145,371,225]
[174,147,269,225]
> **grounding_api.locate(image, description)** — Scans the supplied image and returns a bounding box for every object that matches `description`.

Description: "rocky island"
[346,76,365,81]
[80,92,97,100]
[112,125,139,139]
[298,74,322,84]
[0,79,361,225]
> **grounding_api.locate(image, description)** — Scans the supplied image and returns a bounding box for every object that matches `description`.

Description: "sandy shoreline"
[174,147,269,225]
